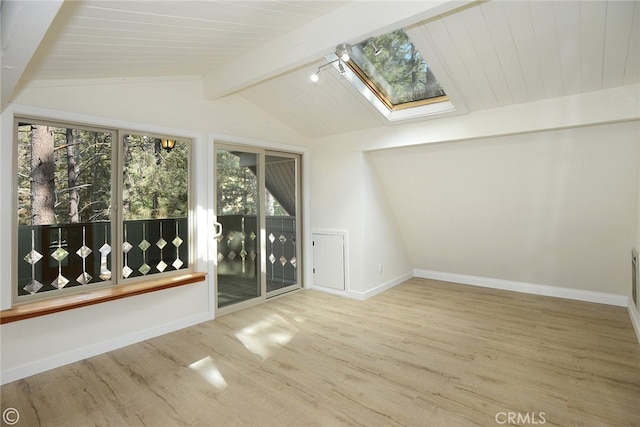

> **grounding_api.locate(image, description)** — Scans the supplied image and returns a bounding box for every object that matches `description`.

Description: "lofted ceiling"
[21,0,348,80]
[7,0,640,139]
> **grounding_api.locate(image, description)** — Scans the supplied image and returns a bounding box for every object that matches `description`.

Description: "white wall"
[309,149,412,297]
[0,77,311,383]
[361,152,412,290]
[308,85,640,302]
[370,122,640,296]
[11,77,309,146]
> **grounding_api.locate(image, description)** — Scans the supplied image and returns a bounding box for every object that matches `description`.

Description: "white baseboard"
[414,269,629,307]
[310,271,413,301]
[347,272,414,300]
[628,301,640,345]
[1,312,210,385]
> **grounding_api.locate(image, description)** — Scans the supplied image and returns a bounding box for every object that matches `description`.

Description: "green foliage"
[123,135,189,220]
[17,124,112,225]
[215,151,293,217]
[216,150,258,216]
[353,29,445,105]
[17,123,189,225]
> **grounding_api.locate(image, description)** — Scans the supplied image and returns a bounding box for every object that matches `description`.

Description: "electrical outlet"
[378,263,383,274]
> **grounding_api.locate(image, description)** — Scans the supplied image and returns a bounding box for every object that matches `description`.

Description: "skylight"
[326,29,455,122]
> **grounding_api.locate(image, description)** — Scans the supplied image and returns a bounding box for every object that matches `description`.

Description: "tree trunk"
[152,139,160,218]
[66,128,80,223]
[30,125,56,225]
[122,135,131,217]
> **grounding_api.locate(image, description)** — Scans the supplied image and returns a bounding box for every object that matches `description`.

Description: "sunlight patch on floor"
[235,313,298,360]
[188,356,228,390]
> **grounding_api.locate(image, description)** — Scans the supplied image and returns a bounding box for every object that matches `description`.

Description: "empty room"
[1,0,639,425]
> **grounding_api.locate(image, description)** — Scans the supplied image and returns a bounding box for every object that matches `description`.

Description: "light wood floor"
[2,278,640,426]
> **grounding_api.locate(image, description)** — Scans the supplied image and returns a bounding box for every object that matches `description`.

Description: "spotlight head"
[310,72,319,82]
[336,43,352,62]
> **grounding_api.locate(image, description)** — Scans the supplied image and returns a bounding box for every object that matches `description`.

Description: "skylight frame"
[347,59,450,111]
[326,29,455,122]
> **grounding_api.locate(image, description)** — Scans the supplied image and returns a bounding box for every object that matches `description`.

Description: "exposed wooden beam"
[1,0,64,112]
[203,0,475,100]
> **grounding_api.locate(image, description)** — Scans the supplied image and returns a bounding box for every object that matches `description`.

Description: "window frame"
[345,54,450,112]
[12,116,194,306]
[326,32,456,122]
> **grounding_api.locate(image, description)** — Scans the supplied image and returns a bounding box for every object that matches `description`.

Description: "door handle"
[213,221,223,238]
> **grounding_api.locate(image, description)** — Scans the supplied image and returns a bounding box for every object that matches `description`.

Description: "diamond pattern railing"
[17,218,188,297]
[266,216,297,288]
[215,215,297,288]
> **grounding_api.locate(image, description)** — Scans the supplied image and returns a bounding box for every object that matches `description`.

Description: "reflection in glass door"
[215,149,261,308]
[265,154,300,296]
[215,147,301,311]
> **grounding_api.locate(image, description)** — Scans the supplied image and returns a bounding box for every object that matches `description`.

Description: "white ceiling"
[12,0,640,139]
[23,0,347,79]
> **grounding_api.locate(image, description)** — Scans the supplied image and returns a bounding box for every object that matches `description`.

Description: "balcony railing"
[216,215,297,290]
[17,218,189,297]
[19,215,296,299]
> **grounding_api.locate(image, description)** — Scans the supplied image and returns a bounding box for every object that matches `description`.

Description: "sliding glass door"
[215,148,261,308]
[265,154,299,296]
[215,146,301,311]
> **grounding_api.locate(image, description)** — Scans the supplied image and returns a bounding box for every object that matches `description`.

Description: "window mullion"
[114,130,124,285]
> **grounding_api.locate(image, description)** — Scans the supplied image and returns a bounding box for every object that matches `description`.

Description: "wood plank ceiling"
[241,0,640,138]
[18,1,640,139]
[24,0,347,79]
[412,0,640,112]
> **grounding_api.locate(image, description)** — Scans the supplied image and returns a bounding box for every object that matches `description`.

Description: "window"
[331,29,455,121]
[121,133,190,279]
[15,118,191,303]
[349,29,447,109]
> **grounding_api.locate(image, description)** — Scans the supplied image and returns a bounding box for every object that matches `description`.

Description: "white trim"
[348,271,414,300]
[209,132,310,155]
[8,103,201,140]
[326,53,457,123]
[628,300,640,345]
[310,271,412,301]
[0,312,210,385]
[414,269,629,307]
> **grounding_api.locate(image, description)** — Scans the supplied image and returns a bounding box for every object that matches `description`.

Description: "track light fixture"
[309,43,352,83]
[370,41,382,56]
[336,43,352,62]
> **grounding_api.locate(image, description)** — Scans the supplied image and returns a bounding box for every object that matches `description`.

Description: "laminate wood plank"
[2,278,639,426]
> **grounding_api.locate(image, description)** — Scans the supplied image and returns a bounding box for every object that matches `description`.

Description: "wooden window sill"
[0,272,207,325]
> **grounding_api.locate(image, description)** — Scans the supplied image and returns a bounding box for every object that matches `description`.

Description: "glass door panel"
[216,149,261,308]
[265,154,300,295]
